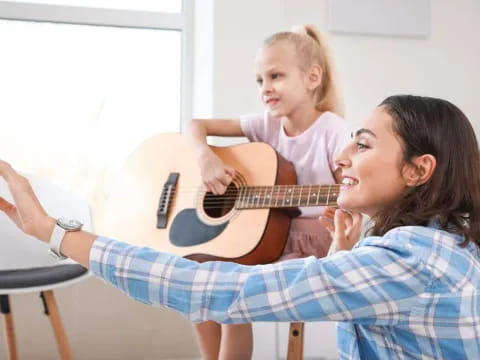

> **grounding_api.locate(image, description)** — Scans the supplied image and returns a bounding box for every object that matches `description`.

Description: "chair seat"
[0,264,88,289]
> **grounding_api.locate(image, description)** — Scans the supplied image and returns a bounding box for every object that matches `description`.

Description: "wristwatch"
[49,218,83,260]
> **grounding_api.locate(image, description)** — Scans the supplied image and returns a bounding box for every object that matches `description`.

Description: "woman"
[1,95,479,359]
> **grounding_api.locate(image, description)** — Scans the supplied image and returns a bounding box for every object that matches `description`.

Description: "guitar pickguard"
[169,209,228,247]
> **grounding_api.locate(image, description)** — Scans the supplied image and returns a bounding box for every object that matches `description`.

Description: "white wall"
[1,1,478,359]
[207,0,479,133]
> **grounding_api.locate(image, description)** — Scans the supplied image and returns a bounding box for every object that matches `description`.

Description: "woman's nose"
[335,146,351,168]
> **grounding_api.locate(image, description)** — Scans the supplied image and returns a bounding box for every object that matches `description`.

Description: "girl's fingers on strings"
[225,167,236,179]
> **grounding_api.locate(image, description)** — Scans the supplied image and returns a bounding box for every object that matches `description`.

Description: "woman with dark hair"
[1,95,479,359]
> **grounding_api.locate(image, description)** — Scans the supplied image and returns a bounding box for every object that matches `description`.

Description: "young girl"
[188,24,350,359]
[2,95,479,359]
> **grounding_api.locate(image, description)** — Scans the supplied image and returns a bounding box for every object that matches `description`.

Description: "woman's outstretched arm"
[0,160,431,325]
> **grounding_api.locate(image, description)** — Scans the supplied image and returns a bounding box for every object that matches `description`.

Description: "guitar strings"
[166,185,341,195]
[165,191,340,204]
[156,184,341,210]
[169,192,340,209]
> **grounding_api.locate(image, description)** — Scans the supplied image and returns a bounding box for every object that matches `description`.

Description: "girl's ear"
[307,64,323,91]
[403,154,437,187]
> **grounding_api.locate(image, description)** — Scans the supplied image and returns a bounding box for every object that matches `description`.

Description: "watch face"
[57,218,83,231]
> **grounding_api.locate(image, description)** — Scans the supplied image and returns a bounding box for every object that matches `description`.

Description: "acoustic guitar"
[100,133,339,265]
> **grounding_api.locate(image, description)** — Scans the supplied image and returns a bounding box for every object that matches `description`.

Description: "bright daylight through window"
[0,0,188,212]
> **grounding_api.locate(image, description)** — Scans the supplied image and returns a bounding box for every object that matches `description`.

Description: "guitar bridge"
[157,172,179,228]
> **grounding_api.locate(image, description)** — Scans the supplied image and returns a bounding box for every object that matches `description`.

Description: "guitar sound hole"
[203,183,238,218]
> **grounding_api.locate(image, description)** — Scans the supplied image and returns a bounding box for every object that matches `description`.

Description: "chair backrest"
[0,174,92,270]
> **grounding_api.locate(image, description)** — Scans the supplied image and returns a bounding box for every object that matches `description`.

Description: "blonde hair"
[263,24,344,117]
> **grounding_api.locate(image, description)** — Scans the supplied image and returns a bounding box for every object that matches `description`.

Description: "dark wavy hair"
[370,95,480,247]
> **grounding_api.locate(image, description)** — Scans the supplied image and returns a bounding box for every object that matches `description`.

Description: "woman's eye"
[256,78,263,85]
[271,73,280,80]
[356,142,369,150]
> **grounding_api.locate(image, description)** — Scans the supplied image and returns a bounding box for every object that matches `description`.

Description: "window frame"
[0,0,193,130]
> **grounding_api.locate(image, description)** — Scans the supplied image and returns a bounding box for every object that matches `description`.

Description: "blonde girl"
[188,24,350,359]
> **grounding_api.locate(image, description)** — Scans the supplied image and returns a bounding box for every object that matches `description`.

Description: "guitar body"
[99,133,297,265]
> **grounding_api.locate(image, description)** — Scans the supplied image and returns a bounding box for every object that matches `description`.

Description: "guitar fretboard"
[235,184,340,209]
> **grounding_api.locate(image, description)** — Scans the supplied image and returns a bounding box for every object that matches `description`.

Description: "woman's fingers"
[334,209,348,238]
[318,215,334,237]
[0,161,50,238]
[346,212,363,239]
[0,197,20,226]
[334,209,363,251]
[323,206,336,219]
[319,206,336,236]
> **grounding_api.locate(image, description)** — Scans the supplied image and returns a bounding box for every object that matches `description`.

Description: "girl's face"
[255,42,316,118]
[336,106,412,218]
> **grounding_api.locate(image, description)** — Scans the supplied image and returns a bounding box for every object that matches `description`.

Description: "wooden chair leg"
[41,291,72,360]
[287,322,304,360]
[1,295,18,360]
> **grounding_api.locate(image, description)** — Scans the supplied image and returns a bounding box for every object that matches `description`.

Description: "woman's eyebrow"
[352,128,377,138]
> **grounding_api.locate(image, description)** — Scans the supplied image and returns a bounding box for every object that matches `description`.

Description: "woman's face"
[336,106,411,218]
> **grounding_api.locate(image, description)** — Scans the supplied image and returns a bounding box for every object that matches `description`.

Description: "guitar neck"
[235,184,340,209]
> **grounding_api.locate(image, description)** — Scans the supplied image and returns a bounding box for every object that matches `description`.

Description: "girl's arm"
[187,119,245,194]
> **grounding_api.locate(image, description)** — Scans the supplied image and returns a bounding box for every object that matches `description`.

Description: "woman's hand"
[197,147,236,195]
[0,160,55,243]
[319,207,363,255]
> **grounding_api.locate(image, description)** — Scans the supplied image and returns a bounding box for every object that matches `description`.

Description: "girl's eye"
[271,73,281,80]
[256,78,263,85]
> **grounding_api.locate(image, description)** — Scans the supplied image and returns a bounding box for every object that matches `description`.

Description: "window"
[5,0,182,13]
[0,1,192,210]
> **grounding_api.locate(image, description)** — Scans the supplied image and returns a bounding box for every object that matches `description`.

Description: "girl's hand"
[0,160,55,243]
[319,207,363,255]
[197,148,236,195]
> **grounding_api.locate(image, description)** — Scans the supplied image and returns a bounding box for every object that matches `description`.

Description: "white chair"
[0,174,92,360]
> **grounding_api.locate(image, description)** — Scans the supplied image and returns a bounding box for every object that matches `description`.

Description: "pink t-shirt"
[240,110,350,217]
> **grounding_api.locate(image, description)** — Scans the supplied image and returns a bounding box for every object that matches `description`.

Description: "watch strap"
[49,222,68,260]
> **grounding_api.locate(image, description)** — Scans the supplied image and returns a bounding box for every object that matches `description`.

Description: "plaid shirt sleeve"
[89,228,433,324]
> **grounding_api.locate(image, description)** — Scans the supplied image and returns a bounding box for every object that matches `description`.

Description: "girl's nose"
[262,81,273,95]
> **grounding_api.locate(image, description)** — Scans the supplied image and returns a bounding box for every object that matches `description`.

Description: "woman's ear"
[403,154,437,187]
[308,64,323,91]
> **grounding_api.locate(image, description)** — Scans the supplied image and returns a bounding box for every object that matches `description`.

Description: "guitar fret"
[242,186,246,208]
[250,187,255,208]
[254,187,259,208]
[307,185,311,206]
[237,187,243,208]
[244,187,248,208]
[266,187,273,208]
[298,186,302,206]
[326,185,331,205]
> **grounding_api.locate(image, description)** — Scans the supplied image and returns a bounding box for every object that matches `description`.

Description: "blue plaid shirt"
[90,226,480,359]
